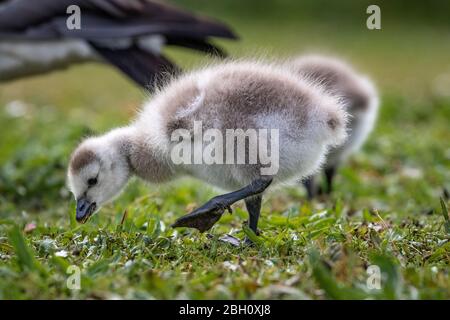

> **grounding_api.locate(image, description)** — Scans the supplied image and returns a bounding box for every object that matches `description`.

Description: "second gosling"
[285,55,379,198]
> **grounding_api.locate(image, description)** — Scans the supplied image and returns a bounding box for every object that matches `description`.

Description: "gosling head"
[67,130,132,223]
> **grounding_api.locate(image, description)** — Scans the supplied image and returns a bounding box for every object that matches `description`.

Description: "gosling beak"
[76,198,97,224]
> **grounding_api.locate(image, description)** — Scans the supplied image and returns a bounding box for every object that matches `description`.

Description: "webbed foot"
[172,197,232,232]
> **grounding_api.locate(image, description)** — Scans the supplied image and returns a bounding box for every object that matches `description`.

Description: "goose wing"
[0,0,237,40]
[91,43,180,88]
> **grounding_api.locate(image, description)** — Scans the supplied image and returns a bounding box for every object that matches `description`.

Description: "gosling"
[67,60,349,242]
[285,55,379,198]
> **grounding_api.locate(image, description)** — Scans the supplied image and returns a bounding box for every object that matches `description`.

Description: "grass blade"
[8,225,47,276]
[242,225,264,246]
[440,197,450,234]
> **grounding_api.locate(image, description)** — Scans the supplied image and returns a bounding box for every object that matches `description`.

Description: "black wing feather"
[165,35,227,58]
[91,44,180,89]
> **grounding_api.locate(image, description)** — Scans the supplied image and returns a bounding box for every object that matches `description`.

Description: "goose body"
[67,60,349,240]
[285,55,379,197]
[133,61,348,189]
[0,0,237,87]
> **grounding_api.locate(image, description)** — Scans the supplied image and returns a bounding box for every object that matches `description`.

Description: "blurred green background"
[0,0,449,299]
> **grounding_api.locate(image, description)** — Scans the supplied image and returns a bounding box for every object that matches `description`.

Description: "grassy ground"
[0,2,449,299]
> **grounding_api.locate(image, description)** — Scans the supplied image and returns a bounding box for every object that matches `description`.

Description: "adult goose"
[0,0,237,88]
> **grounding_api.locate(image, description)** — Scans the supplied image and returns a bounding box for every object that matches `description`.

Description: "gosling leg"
[302,175,318,200]
[324,166,337,194]
[244,194,262,244]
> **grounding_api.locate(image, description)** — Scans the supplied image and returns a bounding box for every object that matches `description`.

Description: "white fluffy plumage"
[68,59,349,223]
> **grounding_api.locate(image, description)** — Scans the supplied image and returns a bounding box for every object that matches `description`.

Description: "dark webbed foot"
[172,197,232,232]
[172,178,272,233]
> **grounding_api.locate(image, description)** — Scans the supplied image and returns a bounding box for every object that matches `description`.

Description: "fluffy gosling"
[67,60,349,241]
[285,55,379,198]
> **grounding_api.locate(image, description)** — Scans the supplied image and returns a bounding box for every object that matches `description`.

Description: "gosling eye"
[87,177,98,187]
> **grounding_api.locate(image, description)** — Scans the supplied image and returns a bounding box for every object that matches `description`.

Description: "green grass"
[0,3,449,299]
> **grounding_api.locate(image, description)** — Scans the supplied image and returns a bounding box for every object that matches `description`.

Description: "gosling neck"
[120,127,175,183]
